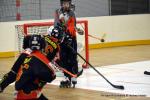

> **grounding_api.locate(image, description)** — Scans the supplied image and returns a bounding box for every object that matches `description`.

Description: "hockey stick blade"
[66,44,124,90]
[144,71,150,75]
[79,54,125,90]
[112,84,124,90]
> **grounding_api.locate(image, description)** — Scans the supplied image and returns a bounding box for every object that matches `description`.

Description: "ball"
[101,38,105,42]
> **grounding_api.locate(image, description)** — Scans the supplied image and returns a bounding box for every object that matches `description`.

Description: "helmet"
[28,34,45,51]
[50,26,65,43]
[47,26,54,35]
[60,0,72,6]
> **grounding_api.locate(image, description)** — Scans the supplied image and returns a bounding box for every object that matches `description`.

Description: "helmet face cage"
[51,27,64,43]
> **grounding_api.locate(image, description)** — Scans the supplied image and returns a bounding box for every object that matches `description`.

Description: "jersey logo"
[44,36,57,49]
[24,57,32,64]
[45,45,54,54]
[23,64,29,69]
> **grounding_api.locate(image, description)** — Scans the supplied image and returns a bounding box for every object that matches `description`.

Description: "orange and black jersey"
[54,8,76,37]
[15,35,60,93]
[43,35,60,61]
[15,51,56,94]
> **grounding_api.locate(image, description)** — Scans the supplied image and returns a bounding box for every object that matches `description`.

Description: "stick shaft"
[54,62,77,78]
[67,44,124,89]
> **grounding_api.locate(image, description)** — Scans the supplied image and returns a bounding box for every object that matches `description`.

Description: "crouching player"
[0,35,36,93]
[0,27,63,100]
[14,32,63,100]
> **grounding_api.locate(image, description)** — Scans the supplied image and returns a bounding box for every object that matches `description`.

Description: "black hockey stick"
[66,44,124,90]
[144,71,150,75]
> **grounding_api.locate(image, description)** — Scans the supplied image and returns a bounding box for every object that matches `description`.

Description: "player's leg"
[0,53,27,92]
[69,37,78,87]
[58,44,72,88]
[0,70,16,92]
[60,37,78,88]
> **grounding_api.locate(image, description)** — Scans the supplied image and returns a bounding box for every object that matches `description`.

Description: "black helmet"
[50,26,64,43]
[28,34,45,51]
[60,0,72,6]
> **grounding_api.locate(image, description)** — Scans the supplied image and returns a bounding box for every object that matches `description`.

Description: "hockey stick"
[52,61,83,78]
[88,34,106,42]
[79,23,106,42]
[144,71,150,75]
[66,44,124,90]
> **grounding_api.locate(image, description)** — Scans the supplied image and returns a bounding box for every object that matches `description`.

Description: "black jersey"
[15,50,56,97]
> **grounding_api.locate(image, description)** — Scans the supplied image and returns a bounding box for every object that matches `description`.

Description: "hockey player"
[0,35,34,93]
[54,0,83,88]
[0,27,63,95]
[14,34,62,100]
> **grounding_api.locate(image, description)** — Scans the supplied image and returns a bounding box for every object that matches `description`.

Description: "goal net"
[15,20,89,68]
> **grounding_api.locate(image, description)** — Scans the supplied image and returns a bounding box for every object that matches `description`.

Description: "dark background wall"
[0,0,149,22]
[111,0,150,15]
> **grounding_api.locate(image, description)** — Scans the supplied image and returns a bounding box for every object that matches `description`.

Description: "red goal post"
[16,20,89,68]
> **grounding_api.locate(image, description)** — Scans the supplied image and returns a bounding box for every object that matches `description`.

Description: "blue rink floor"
[51,60,150,97]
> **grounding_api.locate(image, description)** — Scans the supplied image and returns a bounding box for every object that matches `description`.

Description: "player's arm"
[73,12,84,35]
[70,11,84,35]
[66,11,77,36]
